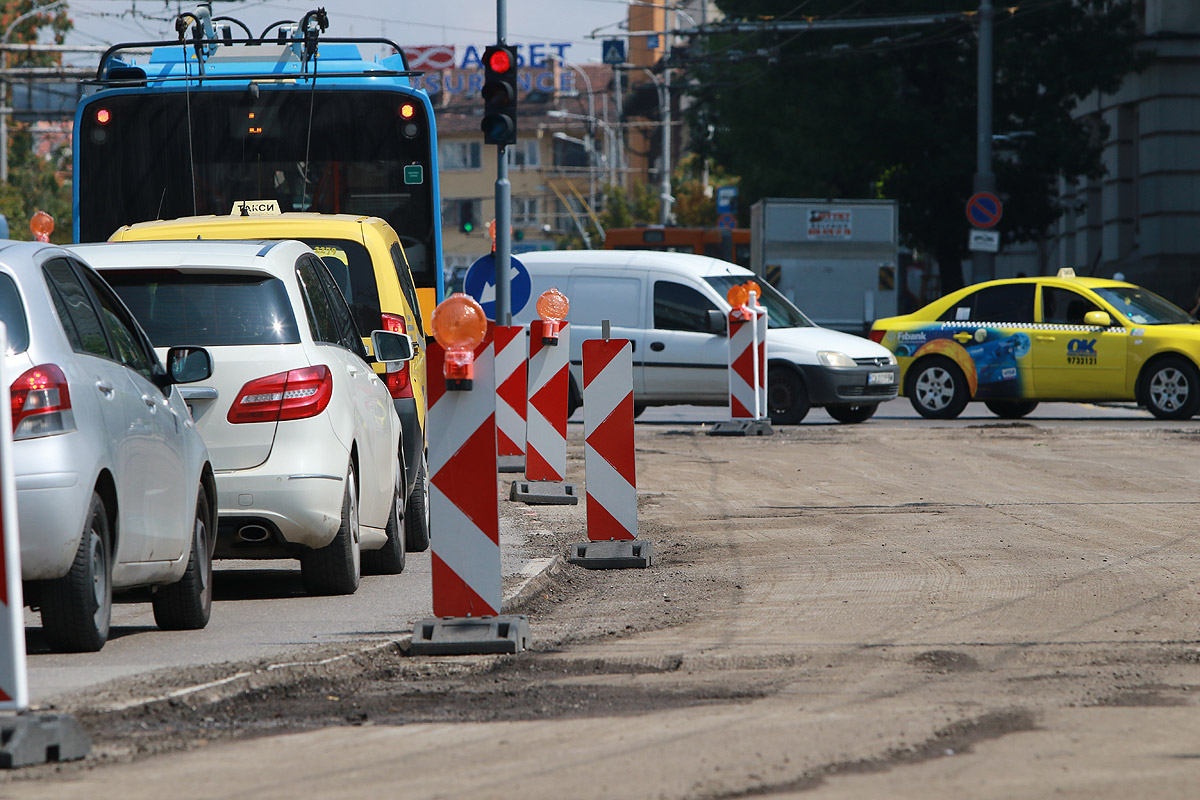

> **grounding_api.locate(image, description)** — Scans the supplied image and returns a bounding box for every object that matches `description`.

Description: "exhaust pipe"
[236,524,270,543]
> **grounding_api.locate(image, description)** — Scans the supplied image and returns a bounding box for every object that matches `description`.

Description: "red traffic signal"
[481,44,518,146]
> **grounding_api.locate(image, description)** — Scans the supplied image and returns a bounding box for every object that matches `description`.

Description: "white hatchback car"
[73,240,414,596]
[0,241,216,652]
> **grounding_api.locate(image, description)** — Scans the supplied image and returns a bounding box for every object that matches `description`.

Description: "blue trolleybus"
[73,6,444,313]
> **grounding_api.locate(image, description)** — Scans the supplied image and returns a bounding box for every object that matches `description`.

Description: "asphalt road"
[12,397,1200,800]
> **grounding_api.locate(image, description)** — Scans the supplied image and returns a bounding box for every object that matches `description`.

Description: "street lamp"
[547,109,617,188]
[545,54,600,216]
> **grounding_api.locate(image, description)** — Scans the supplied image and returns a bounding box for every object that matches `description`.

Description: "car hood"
[766,325,894,360]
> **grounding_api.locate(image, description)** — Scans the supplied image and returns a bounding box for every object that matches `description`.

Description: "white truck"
[750,198,900,335]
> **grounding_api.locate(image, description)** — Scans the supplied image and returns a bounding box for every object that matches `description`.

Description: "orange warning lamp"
[726,283,749,309]
[743,280,761,301]
[30,210,54,243]
[536,287,569,344]
[431,293,488,390]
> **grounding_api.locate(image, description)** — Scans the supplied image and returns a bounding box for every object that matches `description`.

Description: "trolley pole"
[493,0,512,325]
[972,0,995,282]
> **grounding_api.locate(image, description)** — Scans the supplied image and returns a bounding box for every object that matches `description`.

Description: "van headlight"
[817,350,856,368]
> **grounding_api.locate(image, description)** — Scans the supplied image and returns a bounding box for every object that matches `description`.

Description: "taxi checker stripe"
[427,333,501,618]
[494,325,527,457]
[583,339,637,540]
[526,320,570,482]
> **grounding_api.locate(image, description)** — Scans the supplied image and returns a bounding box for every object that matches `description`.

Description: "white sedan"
[74,240,414,596]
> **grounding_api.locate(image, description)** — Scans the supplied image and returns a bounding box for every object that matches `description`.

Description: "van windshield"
[703,276,813,328]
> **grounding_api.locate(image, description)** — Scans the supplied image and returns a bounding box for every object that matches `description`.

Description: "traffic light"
[458,200,476,234]
[481,44,517,145]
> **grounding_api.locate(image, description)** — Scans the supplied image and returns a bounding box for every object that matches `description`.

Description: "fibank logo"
[1066,338,1098,365]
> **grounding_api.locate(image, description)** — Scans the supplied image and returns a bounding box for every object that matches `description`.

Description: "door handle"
[95,379,114,396]
[650,342,665,352]
[1036,335,1056,342]
[953,332,974,343]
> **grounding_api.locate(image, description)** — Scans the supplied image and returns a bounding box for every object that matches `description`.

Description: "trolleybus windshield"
[77,89,436,289]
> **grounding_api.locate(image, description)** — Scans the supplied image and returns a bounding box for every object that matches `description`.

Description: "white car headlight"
[885,352,898,365]
[817,350,857,368]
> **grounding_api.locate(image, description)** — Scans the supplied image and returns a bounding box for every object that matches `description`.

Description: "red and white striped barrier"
[582,339,637,541]
[494,325,527,470]
[727,303,760,420]
[426,331,500,618]
[525,319,570,482]
[751,292,769,420]
[0,324,28,711]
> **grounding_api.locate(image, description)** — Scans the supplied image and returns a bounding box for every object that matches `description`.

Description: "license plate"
[868,372,894,386]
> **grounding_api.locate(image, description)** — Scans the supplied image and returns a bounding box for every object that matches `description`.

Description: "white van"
[513,250,899,424]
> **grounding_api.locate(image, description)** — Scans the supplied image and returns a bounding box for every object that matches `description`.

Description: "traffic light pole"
[494,0,512,325]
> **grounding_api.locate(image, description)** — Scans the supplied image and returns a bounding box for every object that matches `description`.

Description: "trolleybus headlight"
[402,123,419,138]
[95,108,111,125]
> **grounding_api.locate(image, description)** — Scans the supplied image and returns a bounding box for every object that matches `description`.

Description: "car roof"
[110,213,390,241]
[68,239,311,275]
[519,249,751,278]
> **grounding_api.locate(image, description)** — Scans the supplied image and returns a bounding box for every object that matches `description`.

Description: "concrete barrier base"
[510,480,579,505]
[409,615,530,656]
[569,539,654,569]
[0,711,91,768]
[707,420,774,436]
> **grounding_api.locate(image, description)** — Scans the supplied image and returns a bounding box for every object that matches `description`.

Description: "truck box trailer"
[750,198,899,335]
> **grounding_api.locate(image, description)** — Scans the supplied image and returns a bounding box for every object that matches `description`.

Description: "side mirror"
[165,346,213,384]
[1083,310,1113,327]
[707,309,727,336]
[372,330,415,363]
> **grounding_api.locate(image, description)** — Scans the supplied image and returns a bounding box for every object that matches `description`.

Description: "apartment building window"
[513,196,539,226]
[440,141,482,170]
[442,198,482,230]
[552,137,588,168]
[506,141,540,169]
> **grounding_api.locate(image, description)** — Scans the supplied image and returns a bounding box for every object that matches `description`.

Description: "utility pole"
[658,3,673,226]
[493,0,512,325]
[973,0,996,281]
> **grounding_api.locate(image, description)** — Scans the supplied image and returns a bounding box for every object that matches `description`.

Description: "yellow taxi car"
[110,211,431,552]
[869,268,1200,420]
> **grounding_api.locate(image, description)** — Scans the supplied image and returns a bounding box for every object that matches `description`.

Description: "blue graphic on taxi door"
[892,325,1033,398]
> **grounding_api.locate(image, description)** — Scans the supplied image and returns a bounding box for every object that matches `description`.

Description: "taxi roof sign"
[1057,267,1077,279]
[231,200,282,216]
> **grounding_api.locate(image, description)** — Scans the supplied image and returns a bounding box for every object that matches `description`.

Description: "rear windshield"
[295,238,380,338]
[101,269,300,347]
[0,274,29,353]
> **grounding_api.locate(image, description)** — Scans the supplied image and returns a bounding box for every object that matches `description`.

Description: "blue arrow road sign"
[602,39,626,65]
[463,253,531,320]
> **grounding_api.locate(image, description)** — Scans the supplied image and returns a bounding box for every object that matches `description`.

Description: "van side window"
[654,280,717,333]
[389,243,427,339]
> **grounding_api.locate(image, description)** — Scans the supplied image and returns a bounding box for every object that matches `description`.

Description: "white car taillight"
[11,363,75,440]
[227,365,333,424]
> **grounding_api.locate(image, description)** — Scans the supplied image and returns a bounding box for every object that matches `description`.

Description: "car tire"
[906,357,970,419]
[1143,357,1200,420]
[633,403,647,419]
[301,464,361,596]
[404,451,430,553]
[363,474,406,576]
[152,484,213,630]
[826,403,878,424]
[984,400,1039,419]
[40,492,112,653]
[768,366,810,425]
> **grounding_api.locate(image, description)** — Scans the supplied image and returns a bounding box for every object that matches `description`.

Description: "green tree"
[684,0,1142,292]
[0,1,73,241]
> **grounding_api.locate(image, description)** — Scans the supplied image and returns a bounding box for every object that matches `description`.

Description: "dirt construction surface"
[8,419,1200,798]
